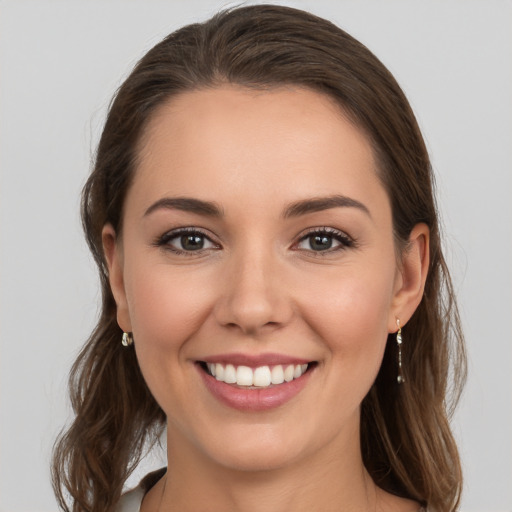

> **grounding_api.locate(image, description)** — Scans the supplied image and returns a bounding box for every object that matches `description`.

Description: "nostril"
[212,273,293,334]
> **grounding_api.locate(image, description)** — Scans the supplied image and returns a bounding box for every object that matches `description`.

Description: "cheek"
[298,263,395,371]
[122,261,220,414]
[125,261,213,342]
[122,260,218,400]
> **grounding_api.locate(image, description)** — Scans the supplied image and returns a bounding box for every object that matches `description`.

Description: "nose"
[213,246,293,335]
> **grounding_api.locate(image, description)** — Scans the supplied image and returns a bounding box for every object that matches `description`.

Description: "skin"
[103,86,429,512]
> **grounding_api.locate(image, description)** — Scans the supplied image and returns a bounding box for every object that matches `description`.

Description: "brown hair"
[52,5,466,512]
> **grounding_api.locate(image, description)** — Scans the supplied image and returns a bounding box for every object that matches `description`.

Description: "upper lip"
[198,352,312,367]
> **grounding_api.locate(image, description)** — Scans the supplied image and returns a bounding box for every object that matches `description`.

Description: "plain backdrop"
[1,1,511,511]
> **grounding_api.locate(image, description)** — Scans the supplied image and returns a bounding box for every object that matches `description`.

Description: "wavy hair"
[52,5,466,511]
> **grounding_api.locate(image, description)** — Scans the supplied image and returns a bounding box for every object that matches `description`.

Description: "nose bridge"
[215,236,289,333]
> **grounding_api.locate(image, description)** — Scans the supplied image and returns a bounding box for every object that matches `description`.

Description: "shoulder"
[115,468,167,512]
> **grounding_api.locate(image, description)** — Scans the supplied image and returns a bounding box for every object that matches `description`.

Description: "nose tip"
[223,293,281,334]
[213,257,292,335]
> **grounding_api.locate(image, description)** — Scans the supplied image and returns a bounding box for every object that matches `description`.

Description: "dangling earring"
[396,319,404,384]
[122,332,134,347]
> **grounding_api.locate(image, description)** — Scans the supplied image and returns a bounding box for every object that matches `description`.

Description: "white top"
[115,486,146,512]
[115,468,166,512]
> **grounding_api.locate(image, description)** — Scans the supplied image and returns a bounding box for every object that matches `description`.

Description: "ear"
[388,223,430,332]
[102,224,132,332]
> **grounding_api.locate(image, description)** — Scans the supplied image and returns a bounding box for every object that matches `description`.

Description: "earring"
[122,332,134,347]
[396,319,404,384]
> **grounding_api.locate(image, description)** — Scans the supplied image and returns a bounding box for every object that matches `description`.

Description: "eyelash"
[293,227,355,255]
[154,226,355,256]
[155,227,219,256]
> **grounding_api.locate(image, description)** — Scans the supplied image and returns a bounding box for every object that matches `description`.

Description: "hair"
[52,5,466,512]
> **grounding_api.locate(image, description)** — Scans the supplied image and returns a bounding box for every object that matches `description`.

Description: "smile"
[205,362,309,388]
[197,357,316,411]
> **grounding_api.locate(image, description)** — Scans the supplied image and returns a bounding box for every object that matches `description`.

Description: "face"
[104,86,422,472]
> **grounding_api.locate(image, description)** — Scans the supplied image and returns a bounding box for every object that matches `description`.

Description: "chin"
[193,419,326,474]
[209,443,300,473]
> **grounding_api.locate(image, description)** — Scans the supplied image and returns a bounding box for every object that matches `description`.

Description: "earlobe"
[102,224,132,332]
[389,223,430,331]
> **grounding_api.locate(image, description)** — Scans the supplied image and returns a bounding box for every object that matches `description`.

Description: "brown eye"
[296,228,353,253]
[308,234,334,251]
[180,234,206,251]
[158,228,218,254]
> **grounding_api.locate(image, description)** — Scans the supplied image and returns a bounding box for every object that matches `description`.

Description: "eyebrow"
[144,197,224,217]
[143,194,370,219]
[283,195,371,218]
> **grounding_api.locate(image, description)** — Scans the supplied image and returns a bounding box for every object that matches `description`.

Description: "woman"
[52,5,466,512]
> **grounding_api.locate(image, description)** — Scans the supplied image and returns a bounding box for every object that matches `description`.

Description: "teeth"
[253,366,271,387]
[284,365,294,382]
[215,363,224,381]
[236,366,253,386]
[271,365,284,385]
[205,362,309,388]
[224,364,237,384]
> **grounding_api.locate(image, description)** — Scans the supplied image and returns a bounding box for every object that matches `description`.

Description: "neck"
[157,422,377,512]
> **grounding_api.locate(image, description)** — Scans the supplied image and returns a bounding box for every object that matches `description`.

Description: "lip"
[196,358,315,412]
[200,352,311,368]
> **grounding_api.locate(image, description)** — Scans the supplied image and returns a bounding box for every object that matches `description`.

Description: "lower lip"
[198,365,313,412]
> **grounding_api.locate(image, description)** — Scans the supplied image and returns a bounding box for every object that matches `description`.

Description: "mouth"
[195,353,317,411]
[198,361,316,389]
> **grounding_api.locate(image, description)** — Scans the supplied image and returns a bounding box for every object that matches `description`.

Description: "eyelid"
[153,225,355,256]
[155,226,221,254]
[293,226,355,253]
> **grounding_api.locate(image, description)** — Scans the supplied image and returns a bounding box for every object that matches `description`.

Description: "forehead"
[129,86,386,216]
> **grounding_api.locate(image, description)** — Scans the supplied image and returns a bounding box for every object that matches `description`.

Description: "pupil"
[181,234,204,250]
[310,234,332,251]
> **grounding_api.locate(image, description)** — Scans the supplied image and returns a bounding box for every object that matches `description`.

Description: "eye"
[295,228,354,253]
[157,228,219,254]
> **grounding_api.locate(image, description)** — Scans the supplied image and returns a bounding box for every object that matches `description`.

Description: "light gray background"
[1,1,511,511]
